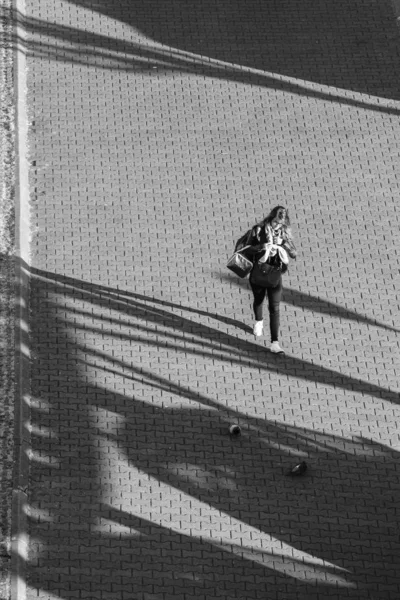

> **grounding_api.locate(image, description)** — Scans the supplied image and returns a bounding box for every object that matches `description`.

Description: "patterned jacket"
[246,221,297,261]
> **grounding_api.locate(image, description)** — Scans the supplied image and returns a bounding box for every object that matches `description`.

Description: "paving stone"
[24,0,400,598]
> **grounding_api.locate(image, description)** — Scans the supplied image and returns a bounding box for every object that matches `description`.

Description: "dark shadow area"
[0,253,15,598]
[221,272,400,334]
[26,269,400,599]
[67,0,400,99]
[8,3,400,115]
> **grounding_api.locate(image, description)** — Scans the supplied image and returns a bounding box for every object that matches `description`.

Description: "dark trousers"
[249,277,282,342]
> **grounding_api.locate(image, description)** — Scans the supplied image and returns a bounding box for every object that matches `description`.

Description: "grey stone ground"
[9,0,400,598]
[0,0,16,597]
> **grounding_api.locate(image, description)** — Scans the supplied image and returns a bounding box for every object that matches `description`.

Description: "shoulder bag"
[227,245,253,278]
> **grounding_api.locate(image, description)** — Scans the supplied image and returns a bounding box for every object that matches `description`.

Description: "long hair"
[264,206,291,228]
[258,206,292,240]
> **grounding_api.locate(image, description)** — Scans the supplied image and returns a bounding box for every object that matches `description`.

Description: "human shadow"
[31,268,399,405]
[221,272,400,334]
[10,3,400,115]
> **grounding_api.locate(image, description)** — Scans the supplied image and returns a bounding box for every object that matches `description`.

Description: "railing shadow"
[32,268,400,405]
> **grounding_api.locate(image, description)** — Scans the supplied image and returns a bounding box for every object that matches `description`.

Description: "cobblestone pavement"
[24,0,400,599]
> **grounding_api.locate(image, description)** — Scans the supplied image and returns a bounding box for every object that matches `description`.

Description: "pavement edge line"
[10,0,31,599]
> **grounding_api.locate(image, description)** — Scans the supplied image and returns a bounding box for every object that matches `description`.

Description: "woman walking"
[246,206,297,353]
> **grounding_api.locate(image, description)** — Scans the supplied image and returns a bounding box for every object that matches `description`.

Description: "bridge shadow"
[25,268,400,599]
[31,268,400,404]
[66,0,400,99]
[8,0,400,115]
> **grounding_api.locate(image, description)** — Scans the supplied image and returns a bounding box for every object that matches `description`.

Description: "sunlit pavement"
[24,1,400,598]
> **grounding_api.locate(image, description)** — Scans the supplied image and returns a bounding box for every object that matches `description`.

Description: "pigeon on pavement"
[229,424,241,438]
[287,461,307,476]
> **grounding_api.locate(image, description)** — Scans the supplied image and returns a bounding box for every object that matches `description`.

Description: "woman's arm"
[244,226,266,257]
[282,239,297,259]
[282,229,297,259]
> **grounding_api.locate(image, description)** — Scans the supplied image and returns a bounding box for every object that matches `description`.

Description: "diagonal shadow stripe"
[8,9,400,116]
[31,268,400,405]
[97,504,356,587]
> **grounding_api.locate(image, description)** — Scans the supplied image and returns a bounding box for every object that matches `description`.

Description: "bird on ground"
[287,461,307,476]
[229,424,241,438]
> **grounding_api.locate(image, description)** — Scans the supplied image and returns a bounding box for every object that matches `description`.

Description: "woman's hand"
[282,242,297,259]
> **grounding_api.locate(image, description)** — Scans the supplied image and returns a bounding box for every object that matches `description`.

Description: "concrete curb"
[10,0,31,598]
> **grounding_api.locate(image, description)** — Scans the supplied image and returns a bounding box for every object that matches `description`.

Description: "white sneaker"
[271,341,284,354]
[253,320,264,337]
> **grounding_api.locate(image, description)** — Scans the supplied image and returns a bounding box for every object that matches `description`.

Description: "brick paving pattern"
[25,0,400,598]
